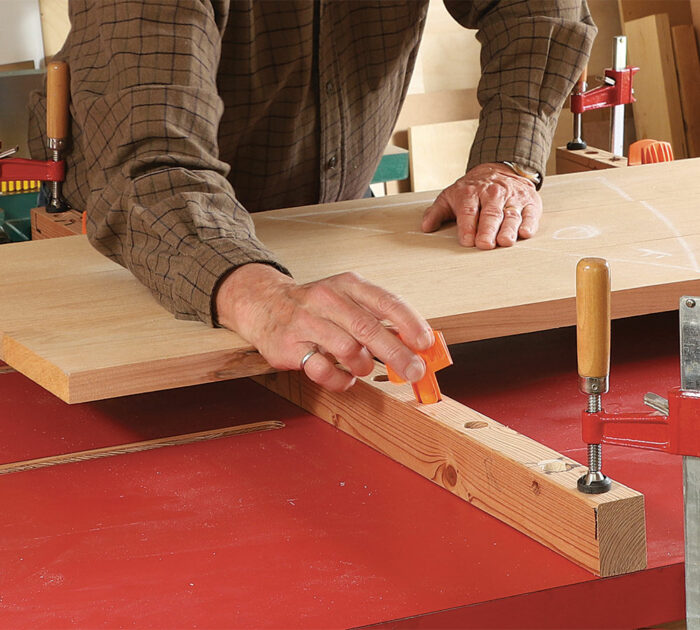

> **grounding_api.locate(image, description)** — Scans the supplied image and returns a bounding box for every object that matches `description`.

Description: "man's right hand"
[215,263,434,392]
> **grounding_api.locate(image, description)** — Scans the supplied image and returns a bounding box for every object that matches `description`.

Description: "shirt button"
[327,155,337,169]
[325,81,334,94]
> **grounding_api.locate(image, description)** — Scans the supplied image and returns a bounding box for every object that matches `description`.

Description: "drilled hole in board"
[373,374,389,382]
[464,421,488,429]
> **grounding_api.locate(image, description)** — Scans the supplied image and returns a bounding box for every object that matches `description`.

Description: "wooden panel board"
[625,14,689,158]
[671,24,700,158]
[618,0,693,28]
[408,119,479,192]
[255,363,647,577]
[2,160,700,403]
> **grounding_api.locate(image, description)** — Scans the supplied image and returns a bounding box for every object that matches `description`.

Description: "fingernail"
[418,329,434,350]
[405,357,426,383]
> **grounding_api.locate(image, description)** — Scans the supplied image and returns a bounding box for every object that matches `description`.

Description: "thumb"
[421,194,454,233]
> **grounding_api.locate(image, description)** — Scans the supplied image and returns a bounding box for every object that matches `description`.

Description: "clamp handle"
[46,61,69,142]
[576,258,610,385]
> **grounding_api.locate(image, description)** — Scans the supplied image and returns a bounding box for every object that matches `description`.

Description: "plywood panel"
[408,119,479,191]
[256,364,647,577]
[625,14,689,158]
[671,24,700,157]
[618,0,693,28]
[1,159,700,403]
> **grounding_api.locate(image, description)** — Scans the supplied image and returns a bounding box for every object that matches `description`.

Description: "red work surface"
[0,313,684,628]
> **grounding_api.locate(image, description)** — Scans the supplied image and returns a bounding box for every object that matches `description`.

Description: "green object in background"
[0,191,39,242]
[371,145,409,184]
[4,217,31,242]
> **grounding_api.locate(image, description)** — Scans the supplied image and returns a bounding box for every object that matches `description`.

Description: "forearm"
[28,0,286,324]
[95,167,289,324]
[445,0,597,175]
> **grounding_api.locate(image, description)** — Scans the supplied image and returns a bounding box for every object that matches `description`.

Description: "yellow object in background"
[0,180,41,195]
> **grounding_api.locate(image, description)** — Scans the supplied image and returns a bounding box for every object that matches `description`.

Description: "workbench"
[0,311,684,628]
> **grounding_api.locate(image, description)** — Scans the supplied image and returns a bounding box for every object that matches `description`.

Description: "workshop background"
[1,0,699,198]
[0,2,699,629]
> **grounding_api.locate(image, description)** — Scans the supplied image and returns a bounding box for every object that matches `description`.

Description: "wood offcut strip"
[0,421,284,475]
[255,364,647,578]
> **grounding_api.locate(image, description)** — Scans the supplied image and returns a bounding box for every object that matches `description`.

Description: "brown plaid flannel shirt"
[29,0,596,324]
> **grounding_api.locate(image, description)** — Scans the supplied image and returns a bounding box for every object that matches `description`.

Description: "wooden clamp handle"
[46,61,69,141]
[576,258,610,379]
[575,66,588,93]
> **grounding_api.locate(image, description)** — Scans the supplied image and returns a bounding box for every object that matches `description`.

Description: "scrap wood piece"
[254,363,647,578]
[624,14,688,159]
[408,119,479,192]
[618,0,694,27]
[671,24,700,158]
[0,421,284,476]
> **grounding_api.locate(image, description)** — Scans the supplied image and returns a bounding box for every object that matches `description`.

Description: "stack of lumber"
[620,0,700,158]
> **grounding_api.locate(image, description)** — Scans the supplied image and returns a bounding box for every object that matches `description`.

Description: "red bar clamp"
[0,157,65,184]
[581,387,700,457]
[570,66,639,114]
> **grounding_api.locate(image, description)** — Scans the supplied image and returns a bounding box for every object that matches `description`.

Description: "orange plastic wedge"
[385,330,453,404]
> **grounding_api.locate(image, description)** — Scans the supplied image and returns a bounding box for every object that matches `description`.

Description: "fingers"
[421,163,543,249]
[311,274,431,383]
[519,201,543,239]
[214,260,432,395]
[301,348,357,392]
[421,195,452,233]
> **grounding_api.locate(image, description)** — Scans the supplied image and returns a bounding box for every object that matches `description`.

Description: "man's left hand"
[421,162,543,249]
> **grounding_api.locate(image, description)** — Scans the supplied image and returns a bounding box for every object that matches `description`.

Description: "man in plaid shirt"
[30,0,596,392]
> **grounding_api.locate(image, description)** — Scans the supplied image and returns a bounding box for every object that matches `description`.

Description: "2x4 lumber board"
[254,363,647,577]
[408,119,479,192]
[30,206,83,240]
[625,14,689,159]
[671,24,700,158]
[2,160,700,403]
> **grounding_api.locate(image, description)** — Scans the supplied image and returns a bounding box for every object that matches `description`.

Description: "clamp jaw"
[570,66,639,115]
[567,36,638,156]
[581,386,700,458]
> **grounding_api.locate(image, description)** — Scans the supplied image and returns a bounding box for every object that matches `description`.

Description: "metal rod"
[610,36,627,156]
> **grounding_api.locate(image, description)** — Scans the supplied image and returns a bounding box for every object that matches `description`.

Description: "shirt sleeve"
[443,0,597,177]
[28,0,290,326]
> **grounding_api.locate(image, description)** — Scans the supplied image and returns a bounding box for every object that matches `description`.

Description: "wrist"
[214,263,294,331]
[499,161,543,190]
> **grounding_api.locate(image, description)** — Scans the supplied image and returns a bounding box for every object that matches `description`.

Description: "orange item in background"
[628,139,674,165]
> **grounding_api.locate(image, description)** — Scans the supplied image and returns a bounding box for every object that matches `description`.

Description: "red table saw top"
[0,312,685,628]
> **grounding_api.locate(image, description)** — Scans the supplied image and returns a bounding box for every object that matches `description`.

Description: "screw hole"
[373,374,389,382]
[464,420,488,429]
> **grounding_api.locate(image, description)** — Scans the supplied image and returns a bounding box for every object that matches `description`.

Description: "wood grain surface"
[1,159,700,402]
[671,24,700,158]
[625,14,688,158]
[408,119,478,191]
[255,363,647,577]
